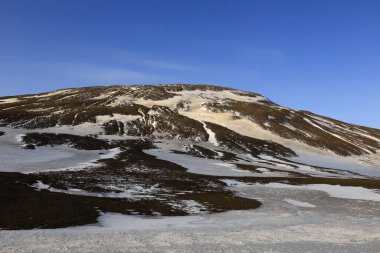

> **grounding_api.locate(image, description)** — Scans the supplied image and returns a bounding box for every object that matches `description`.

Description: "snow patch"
[202,122,219,146]
[52,148,122,172]
[147,109,160,115]
[15,134,25,143]
[257,167,270,173]
[256,182,380,202]
[26,89,72,99]
[221,179,252,187]
[144,148,254,177]
[33,181,50,190]
[0,98,20,104]
[132,89,269,113]
[281,123,297,131]
[169,200,207,214]
[99,148,121,159]
[32,182,160,199]
[289,149,380,177]
[284,199,316,208]
[96,114,141,124]
[97,212,203,230]
[305,184,380,202]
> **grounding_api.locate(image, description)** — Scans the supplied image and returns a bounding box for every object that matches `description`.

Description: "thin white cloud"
[0,61,176,85]
[60,63,163,83]
[85,47,194,71]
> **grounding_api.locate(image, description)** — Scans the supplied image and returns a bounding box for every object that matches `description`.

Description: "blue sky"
[0,0,379,128]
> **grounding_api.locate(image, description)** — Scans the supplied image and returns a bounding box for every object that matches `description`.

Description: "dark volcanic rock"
[23,144,35,150]
[22,133,111,150]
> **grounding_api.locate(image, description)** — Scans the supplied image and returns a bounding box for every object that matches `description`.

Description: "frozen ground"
[289,148,380,177]
[1,126,380,252]
[1,182,380,252]
[0,127,116,173]
[144,148,255,177]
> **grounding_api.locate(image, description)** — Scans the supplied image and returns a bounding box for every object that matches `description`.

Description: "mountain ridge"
[1,84,379,158]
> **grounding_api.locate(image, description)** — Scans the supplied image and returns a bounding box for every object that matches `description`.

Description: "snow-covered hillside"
[1,84,379,157]
[1,84,380,242]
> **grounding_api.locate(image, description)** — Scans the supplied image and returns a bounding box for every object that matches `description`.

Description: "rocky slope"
[1,84,379,156]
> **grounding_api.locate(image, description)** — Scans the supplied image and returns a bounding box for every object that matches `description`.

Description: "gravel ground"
[2,223,380,253]
[2,183,380,253]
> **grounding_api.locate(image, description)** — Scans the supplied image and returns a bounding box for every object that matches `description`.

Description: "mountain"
[1,84,380,230]
[1,84,380,156]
